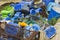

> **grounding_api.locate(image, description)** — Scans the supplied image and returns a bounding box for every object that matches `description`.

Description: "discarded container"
[14,2,29,11]
[20,2,29,11]
[48,5,60,20]
[43,0,55,6]
[5,22,19,35]
[47,2,59,11]
[0,22,39,40]
[44,26,56,39]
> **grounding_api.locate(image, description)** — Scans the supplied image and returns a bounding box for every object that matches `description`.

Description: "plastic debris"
[14,3,21,11]
[30,9,36,15]
[43,0,55,6]
[5,22,19,35]
[44,26,56,39]
[31,24,41,31]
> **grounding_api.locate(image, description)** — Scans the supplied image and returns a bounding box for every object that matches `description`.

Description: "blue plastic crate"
[5,22,19,35]
[44,26,56,39]
[25,26,31,37]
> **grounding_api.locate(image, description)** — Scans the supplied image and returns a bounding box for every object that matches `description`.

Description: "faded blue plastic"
[7,22,18,26]
[48,7,60,20]
[14,3,21,11]
[44,26,56,39]
[30,9,36,15]
[14,12,22,18]
[25,26,31,37]
[35,8,42,13]
[32,24,40,31]
[47,2,59,11]
[43,0,55,6]
[25,26,31,30]
[25,24,41,37]
[5,17,11,20]
[11,17,18,21]
[5,22,18,35]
